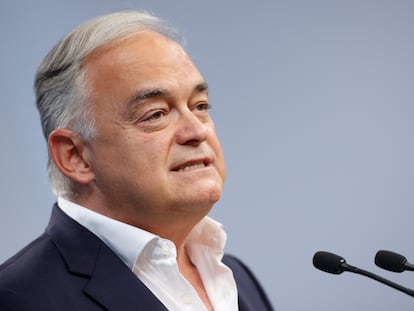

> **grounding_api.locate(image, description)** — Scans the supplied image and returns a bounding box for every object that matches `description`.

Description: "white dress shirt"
[57,197,238,311]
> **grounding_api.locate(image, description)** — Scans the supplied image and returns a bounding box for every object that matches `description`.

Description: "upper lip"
[171,158,212,171]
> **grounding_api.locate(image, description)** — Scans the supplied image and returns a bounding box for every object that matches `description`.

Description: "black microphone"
[313,251,414,298]
[375,250,414,273]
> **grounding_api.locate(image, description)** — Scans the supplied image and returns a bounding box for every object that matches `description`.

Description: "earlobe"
[48,129,95,184]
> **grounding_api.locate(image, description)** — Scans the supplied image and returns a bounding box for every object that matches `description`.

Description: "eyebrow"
[126,81,209,110]
[194,81,209,94]
[131,88,169,102]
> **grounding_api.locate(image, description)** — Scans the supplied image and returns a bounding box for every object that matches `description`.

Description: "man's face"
[81,32,226,227]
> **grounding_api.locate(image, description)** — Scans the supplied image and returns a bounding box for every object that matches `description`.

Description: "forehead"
[83,31,203,104]
[84,31,198,81]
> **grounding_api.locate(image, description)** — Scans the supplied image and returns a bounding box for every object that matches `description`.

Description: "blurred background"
[1,0,414,309]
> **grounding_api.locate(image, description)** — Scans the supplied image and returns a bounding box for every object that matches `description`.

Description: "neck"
[72,191,211,251]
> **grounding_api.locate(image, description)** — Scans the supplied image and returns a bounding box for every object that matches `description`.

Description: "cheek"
[209,135,226,180]
[217,150,226,181]
[138,134,172,168]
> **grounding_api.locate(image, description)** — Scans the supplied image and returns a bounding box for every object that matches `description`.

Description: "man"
[0,11,273,311]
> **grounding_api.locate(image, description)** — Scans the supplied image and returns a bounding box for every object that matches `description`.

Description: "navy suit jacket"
[0,205,274,310]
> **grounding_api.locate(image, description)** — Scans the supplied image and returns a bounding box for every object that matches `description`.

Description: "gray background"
[1,0,414,310]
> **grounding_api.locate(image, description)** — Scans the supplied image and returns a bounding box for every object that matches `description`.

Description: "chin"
[198,185,223,206]
[208,187,222,203]
[171,177,223,206]
[177,186,222,210]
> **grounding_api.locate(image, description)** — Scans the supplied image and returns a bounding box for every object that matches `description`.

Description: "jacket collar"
[46,204,168,311]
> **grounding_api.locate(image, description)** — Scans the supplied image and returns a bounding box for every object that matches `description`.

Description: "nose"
[175,109,208,146]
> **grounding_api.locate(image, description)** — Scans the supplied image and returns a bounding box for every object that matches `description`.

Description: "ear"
[48,128,95,184]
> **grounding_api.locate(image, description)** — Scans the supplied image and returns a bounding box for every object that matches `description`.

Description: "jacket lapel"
[223,254,274,311]
[84,242,168,311]
[46,204,168,311]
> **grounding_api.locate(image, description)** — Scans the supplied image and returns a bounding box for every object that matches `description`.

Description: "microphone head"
[375,250,407,273]
[313,251,346,274]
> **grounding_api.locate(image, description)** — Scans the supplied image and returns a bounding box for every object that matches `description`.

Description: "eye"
[194,102,211,111]
[140,109,166,122]
[147,111,164,120]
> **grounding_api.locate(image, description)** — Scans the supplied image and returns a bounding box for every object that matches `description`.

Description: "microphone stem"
[404,263,414,272]
[344,263,414,298]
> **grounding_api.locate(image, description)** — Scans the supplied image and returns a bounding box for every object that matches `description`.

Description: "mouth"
[172,159,211,172]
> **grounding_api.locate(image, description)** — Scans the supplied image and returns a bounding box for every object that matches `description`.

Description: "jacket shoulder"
[0,233,53,278]
[0,233,60,310]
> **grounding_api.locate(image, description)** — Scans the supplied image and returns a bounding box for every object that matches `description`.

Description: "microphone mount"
[313,251,414,298]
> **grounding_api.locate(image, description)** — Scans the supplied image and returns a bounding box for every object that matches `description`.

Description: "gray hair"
[35,11,181,199]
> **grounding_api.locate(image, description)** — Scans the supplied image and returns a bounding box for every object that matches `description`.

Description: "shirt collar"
[58,197,156,270]
[186,216,227,260]
[57,197,227,269]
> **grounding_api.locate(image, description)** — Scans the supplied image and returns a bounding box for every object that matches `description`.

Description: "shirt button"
[161,244,171,256]
[181,293,192,305]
